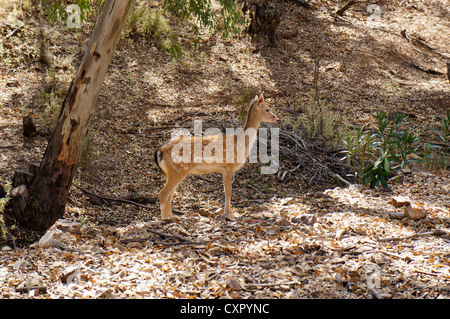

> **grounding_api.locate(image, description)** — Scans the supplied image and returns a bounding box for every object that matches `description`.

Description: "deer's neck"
[241,111,261,155]
[244,110,261,132]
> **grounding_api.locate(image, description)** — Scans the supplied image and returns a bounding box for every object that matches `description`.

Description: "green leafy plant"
[0,178,12,244]
[371,111,421,171]
[342,127,373,184]
[42,0,94,26]
[343,111,421,188]
[285,90,346,147]
[126,2,183,59]
[391,130,421,170]
[163,0,243,38]
[431,109,450,150]
[37,88,64,131]
[362,150,391,188]
[426,109,450,168]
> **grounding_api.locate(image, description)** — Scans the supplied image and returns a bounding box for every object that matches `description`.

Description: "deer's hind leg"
[159,171,188,220]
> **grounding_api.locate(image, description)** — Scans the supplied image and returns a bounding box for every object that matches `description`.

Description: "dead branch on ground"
[74,185,156,208]
[277,129,353,187]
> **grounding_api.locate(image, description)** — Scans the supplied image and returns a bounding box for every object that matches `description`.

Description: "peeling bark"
[10,0,135,232]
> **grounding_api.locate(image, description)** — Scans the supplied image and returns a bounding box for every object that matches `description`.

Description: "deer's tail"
[154,149,163,173]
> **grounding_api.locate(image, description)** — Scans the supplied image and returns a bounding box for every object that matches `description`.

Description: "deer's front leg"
[222,170,234,218]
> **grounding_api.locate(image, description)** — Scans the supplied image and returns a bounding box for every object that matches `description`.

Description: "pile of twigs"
[277,128,354,187]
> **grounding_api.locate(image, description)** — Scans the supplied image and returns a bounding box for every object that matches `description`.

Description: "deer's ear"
[249,95,259,107]
[258,94,264,104]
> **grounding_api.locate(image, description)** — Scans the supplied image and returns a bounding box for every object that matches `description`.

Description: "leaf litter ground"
[0,0,449,298]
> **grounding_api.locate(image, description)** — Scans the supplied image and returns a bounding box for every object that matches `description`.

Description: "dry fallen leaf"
[54,219,82,234]
[60,265,81,284]
[226,278,245,291]
[403,206,427,221]
[390,197,411,208]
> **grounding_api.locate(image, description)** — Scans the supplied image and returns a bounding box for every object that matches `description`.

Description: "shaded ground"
[0,0,449,299]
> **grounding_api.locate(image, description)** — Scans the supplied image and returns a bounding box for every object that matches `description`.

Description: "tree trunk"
[10,0,135,232]
[241,0,281,46]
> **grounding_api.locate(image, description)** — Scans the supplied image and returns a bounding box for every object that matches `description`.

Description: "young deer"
[155,94,278,220]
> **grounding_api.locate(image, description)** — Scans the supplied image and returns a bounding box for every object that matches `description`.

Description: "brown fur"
[155,94,278,220]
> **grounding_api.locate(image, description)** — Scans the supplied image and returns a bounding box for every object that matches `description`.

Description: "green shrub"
[163,0,243,38]
[425,109,450,168]
[0,178,12,243]
[343,127,373,184]
[343,111,421,188]
[37,88,64,131]
[286,90,346,147]
[126,2,182,59]
[42,0,94,26]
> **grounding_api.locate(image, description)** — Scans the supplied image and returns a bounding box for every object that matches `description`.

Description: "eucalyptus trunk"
[10,0,135,232]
